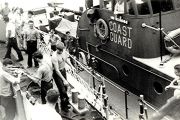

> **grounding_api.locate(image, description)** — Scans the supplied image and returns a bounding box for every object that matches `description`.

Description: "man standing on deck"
[4,17,24,62]
[28,51,53,104]
[24,20,40,68]
[49,29,61,52]
[51,42,73,112]
[0,58,21,120]
[0,2,10,20]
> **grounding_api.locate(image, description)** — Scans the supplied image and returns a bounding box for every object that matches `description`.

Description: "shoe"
[16,58,24,62]
[35,66,39,68]
[67,104,71,109]
[27,66,32,68]
[61,104,71,113]
[61,107,69,113]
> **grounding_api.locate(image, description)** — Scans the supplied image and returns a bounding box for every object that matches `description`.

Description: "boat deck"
[1,43,173,120]
[133,55,180,79]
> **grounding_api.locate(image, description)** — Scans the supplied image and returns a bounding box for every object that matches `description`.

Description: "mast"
[159,0,163,61]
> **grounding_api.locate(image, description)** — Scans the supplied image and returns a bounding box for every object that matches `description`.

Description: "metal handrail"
[141,23,180,49]
[67,52,103,83]
[67,52,129,119]
[139,95,170,120]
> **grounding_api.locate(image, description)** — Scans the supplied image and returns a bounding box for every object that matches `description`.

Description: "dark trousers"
[41,81,53,104]
[53,69,69,111]
[0,96,16,120]
[51,44,56,51]
[5,38,23,60]
[27,41,38,67]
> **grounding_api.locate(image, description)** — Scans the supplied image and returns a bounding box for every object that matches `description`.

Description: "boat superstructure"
[76,0,180,107]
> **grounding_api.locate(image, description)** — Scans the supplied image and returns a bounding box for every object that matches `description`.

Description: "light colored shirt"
[52,50,68,70]
[114,1,124,14]
[0,67,19,97]
[6,22,16,38]
[31,104,62,120]
[0,7,10,17]
[24,28,40,41]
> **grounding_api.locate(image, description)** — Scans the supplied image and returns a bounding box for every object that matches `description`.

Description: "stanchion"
[139,95,147,120]
[103,95,109,119]
[125,91,129,119]
[144,105,148,119]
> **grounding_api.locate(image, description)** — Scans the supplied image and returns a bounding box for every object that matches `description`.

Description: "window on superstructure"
[104,0,113,10]
[128,0,150,15]
[151,0,173,14]
[137,1,150,15]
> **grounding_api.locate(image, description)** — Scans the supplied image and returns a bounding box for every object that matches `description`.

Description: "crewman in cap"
[51,42,73,112]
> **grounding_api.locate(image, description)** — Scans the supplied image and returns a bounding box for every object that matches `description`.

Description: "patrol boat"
[76,0,180,108]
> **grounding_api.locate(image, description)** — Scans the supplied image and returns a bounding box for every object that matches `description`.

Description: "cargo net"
[38,40,51,56]
[36,30,51,56]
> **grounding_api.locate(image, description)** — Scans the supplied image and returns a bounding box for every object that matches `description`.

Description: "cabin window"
[113,0,130,14]
[174,0,180,9]
[128,0,150,15]
[151,0,173,14]
[136,0,150,15]
[128,2,135,15]
[104,0,113,10]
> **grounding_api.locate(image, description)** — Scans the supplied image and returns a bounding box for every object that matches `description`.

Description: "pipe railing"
[141,23,180,49]
[138,95,170,120]
[67,52,129,119]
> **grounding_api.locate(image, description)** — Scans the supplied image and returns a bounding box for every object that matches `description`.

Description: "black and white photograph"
[0,0,180,120]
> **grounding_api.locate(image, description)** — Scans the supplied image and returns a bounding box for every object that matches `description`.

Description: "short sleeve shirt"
[6,22,16,38]
[24,28,40,41]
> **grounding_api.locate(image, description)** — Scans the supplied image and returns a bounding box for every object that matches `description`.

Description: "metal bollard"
[71,89,78,104]
[139,95,145,120]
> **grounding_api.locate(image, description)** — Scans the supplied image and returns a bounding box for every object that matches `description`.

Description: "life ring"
[164,28,180,54]
[96,18,109,42]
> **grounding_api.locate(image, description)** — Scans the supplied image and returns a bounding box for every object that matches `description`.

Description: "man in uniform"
[4,17,23,62]
[0,2,10,19]
[24,20,40,68]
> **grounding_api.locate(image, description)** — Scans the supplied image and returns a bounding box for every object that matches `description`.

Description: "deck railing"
[67,52,130,120]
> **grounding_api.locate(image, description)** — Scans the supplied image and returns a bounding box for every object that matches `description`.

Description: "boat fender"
[96,18,109,42]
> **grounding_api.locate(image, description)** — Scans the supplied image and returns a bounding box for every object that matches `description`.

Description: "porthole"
[153,82,163,94]
[122,65,129,76]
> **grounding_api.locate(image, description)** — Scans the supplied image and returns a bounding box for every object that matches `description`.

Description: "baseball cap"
[56,42,65,50]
